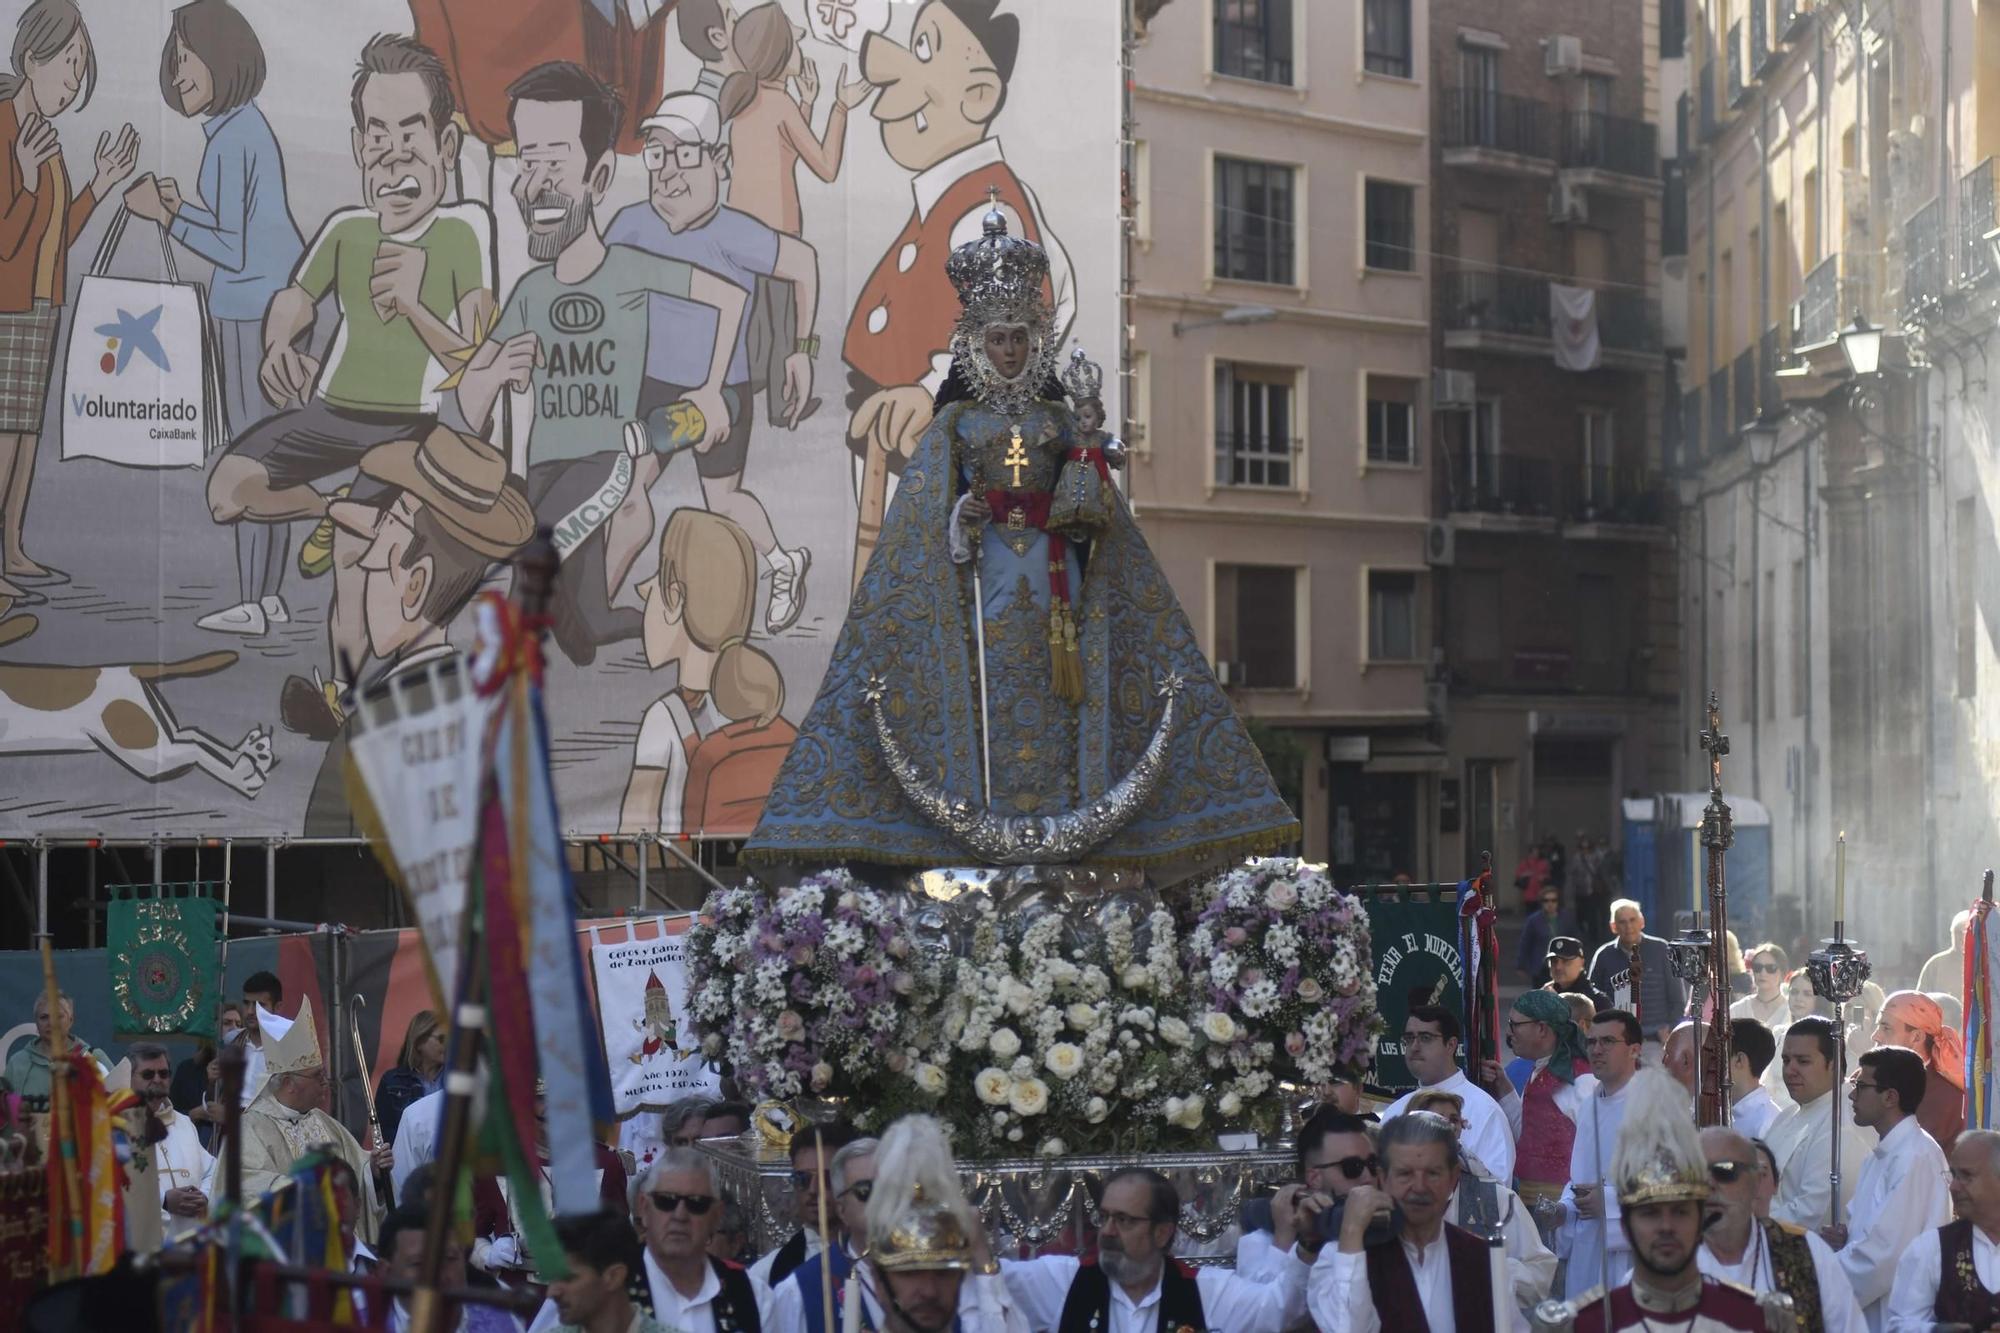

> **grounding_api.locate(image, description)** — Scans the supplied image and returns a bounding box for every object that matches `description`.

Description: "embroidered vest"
[1759,1220,1825,1333]
[841,160,1047,389]
[1517,1065,1580,1186]
[638,1257,763,1333]
[769,1229,812,1286]
[1936,1219,2000,1330]
[1362,1223,1495,1333]
[789,1245,858,1333]
[1056,1259,1206,1333]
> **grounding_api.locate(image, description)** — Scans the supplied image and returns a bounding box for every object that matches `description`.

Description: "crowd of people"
[6,892,1998,1330]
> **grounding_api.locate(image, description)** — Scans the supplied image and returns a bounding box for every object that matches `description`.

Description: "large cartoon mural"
[0,0,1117,839]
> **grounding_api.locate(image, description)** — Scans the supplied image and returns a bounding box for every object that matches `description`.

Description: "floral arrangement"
[1182,859,1382,1130]
[684,871,944,1121]
[936,893,1207,1157]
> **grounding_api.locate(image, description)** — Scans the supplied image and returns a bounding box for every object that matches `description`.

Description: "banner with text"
[589,918,718,1117]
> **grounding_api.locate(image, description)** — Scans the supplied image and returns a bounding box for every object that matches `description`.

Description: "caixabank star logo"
[93,305,170,375]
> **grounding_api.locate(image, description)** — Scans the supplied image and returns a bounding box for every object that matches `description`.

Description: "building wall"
[1426,0,1677,888]
[1130,0,1436,880]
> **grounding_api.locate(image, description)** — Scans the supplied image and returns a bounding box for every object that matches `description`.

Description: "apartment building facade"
[1424,0,1680,897]
[1128,0,1438,880]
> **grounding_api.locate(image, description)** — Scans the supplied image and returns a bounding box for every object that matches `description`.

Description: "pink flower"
[1297,977,1324,1003]
[856,965,880,985]
[886,1049,910,1073]
[1241,969,1265,988]
[1285,1031,1308,1057]
[1224,927,1249,947]
[886,937,911,959]
[776,1010,806,1040]
[789,944,815,966]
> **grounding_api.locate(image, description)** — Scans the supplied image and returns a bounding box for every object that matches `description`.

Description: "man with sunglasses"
[1826,1046,1949,1330]
[1732,944,1791,1028]
[766,1136,878,1333]
[1696,1126,1866,1333]
[750,1121,862,1292]
[1236,1109,1377,1276]
[597,1148,772,1333]
[1379,1004,1517,1186]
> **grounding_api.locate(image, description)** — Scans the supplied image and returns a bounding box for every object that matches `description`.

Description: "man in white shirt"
[1826,1046,1951,1331]
[749,1123,859,1292]
[1727,1020,1782,1141]
[131,1042,213,1239]
[1004,1167,1306,1332]
[1305,1110,1530,1332]
[1557,1009,1643,1299]
[1732,943,1791,1028]
[390,1086,444,1204]
[1885,1128,2000,1331]
[1403,1088,1558,1315]
[532,1148,774,1333]
[766,1136,878,1333]
[235,973,288,1109]
[1379,1004,1515,1184]
[1768,1017,1875,1228]
[1696,1125,1866,1333]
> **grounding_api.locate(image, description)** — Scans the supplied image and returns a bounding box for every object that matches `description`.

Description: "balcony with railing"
[1571,467,1667,528]
[1708,367,1730,450]
[1559,113,1659,193]
[1904,195,1948,316]
[1796,253,1842,345]
[1727,22,1747,106]
[1441,265,1660,367]
[1441,89,1555,176]
[1961,157,1999,289]
[1444,454,1665,531]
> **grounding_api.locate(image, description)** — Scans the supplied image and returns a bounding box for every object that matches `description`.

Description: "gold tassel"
[1049,603,1084,704]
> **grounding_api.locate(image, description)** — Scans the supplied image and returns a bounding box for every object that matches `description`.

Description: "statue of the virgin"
[747,204,1297,872]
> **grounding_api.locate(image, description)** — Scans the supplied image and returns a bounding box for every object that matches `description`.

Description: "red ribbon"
[983,489,1071,605]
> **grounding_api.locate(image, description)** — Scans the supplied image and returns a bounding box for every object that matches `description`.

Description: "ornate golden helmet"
[1613,1067,1710,1208]
[869,1181,975,1273]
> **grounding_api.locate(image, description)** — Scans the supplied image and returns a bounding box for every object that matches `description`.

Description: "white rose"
[1045,1043,1085,1079]
[1265,879,1300,911]
[1039,1137,1068,1157]
[1218,1090,1243,1118]
[811,1062,834,1092]
[1121,965,1150,990]
[989,1027,1022,1060]
[1173,1095,1206,1129]
[975,1068,1012,1105]
[1163,1096,1183,1121]
[1157,1016,1193,1048]
[1066,1003,1099,1031]
[1202,1012,1237,1043]
[1009,1077,1051,1117]
[915,1063,948,1096]
[1086,1096,1111,1124]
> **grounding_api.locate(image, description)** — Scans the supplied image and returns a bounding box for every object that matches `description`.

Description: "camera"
[1320,1196,1401,1248]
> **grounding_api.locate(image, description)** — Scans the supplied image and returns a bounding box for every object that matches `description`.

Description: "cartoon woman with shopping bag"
[0,0,138,612]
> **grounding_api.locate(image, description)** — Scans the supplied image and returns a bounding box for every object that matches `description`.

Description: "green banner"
[1361,883,1465,1094]
[106,884,222,1041]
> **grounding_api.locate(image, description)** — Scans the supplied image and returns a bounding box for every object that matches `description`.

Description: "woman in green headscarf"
[1503,988,1593,1208]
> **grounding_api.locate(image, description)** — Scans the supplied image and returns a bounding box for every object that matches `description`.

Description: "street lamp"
[1838,315,1883,378]
[1171,304,1279,336]
[1743,416,1779,468]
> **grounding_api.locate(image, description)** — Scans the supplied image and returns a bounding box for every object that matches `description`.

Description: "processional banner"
[588,917,720,1116]
[1362,884,1466,1094]
[105,883,222,1041]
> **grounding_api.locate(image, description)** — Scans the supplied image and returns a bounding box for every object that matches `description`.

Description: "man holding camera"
[1304,1110,1530,1332]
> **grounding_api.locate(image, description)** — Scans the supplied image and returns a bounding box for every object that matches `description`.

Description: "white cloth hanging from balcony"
[1550,283,1602,371]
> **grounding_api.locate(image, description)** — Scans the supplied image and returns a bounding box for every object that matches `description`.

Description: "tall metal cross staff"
[1696,693,1735,1125]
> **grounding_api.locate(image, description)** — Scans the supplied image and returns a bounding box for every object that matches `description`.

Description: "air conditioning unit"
[1549,178,1590,224]
[1432,369,1477,408]
[1215,659,1248,686]
[1424,520,1456,567]
[1545,35,1585,77]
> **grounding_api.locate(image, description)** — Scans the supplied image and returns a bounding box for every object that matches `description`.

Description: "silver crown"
[945,190,1052,327]
[1062,347,1104,403]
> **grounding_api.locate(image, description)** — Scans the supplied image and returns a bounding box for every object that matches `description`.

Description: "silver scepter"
[969,504,993,807]
[1808,831,1869,1233]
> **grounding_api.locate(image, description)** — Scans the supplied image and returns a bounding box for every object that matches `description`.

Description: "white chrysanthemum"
[1202,1012,1238,1043]
[1120,964,1149,991]
[1009,1078,1051,1116]
[915,1063,948,1096]
[975,1068,1012,1105]
[1045,1042,1085,1078]
[1172,1095,1206,1129]
[989,1027,1022,1060]
[1219,1090,1243,1118]
[1240,980,1280,1019]
[1157,1015,1193,1048]
[1010,1054,1035,1080]
[1039,1138,1067,1157]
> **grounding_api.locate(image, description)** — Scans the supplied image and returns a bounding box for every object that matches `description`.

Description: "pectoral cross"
[1003,424,1029,489]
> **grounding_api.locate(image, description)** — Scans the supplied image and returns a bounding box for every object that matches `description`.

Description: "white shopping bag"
[61,208,220,469]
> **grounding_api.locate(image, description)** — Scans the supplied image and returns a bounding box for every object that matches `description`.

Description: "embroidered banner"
[106,884,222,1041]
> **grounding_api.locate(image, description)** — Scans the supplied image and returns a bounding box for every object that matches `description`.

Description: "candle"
[1835,832,1846,927]
[1490,1236,1510,1321]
